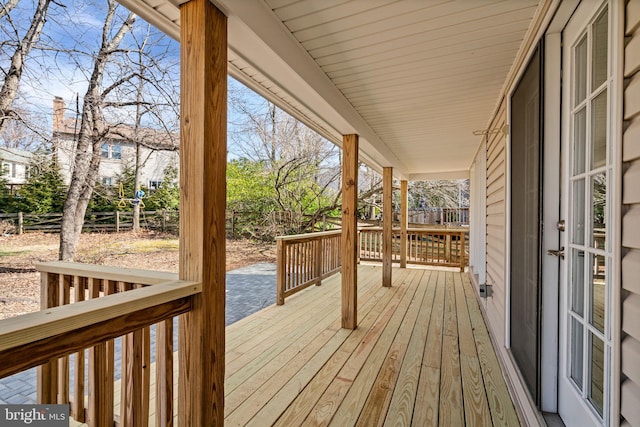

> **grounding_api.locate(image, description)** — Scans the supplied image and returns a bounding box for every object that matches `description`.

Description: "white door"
[559,1,612,426]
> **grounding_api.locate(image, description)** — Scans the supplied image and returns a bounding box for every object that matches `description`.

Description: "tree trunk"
[0,0,51,134]
[59,2,135,260]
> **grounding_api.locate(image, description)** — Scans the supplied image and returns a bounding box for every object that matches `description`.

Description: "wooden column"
[342,134,358,329]
[382,167,393,287]
[400,180,408,268]
[178,1,227,425]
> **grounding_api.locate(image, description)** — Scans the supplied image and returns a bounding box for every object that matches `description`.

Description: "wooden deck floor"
[221,265,518,426]
[110,265,520,426]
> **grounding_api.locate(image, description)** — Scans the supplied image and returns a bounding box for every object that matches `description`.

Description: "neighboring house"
[51,97,179,191]
[0,147,32,193]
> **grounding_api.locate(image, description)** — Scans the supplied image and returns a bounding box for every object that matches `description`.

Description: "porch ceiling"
[117,0,541,180]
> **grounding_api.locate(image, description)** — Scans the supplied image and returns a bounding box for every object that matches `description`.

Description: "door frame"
[504,0,623,422]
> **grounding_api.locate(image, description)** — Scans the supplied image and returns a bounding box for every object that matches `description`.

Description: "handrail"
[0,280,200,378]
[27,261,198,427]
[37,261,178,285]
[275,229,341,242]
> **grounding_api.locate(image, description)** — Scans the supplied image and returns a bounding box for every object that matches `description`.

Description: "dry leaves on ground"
[0,231,275,319]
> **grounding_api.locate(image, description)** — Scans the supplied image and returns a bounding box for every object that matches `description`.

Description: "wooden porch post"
[178,1,227,425]
[400,180,408,268]
[342,134,358,330]
[383,167,392,287]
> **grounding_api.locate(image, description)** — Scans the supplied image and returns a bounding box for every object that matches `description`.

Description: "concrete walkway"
[0,262,277,405]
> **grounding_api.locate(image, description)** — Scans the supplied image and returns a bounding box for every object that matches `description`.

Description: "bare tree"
[230,90,343,233]
[59,0,135,260]
[0,0,54,135]
[0,0,19,20]
[409,179,469,209]
[0,108,40,149]
[105,23,179,231]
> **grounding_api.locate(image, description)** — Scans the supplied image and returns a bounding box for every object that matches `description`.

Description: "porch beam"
[341,134,358,330]
[383,167,393,287]
[400,180,408,268]
[178,0,227,425]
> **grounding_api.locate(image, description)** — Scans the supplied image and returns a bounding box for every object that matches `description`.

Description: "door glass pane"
[571,317,584,389]
[572,249,585,316]
[573,179,585,245]
[591,90,607,169]
[592,8,608,90]
[574,107,586,174]
[589,333,605,416]
[592,173,607,248]
[590,253,606,333]
[575,35,588,106]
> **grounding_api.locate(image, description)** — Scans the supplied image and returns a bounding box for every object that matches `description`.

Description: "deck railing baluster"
[27,262,197,427]
[72,275,86,422]
[155,318,173,427]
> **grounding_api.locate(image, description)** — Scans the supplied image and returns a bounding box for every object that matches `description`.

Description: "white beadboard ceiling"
[117,0,541,180]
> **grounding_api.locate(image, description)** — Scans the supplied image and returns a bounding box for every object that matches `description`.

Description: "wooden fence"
[0,210,309,237]
[0,210,180,234]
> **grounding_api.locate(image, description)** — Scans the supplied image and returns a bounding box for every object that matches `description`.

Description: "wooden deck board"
[384,270,438,426]
[331,274,427,426]
[412,271,446,427]
[302,268,418,426]
[461,274,520,426]
[226,267,394,425]
[271,269,411,427]
[108,265,519,427]
[454,272,493,427]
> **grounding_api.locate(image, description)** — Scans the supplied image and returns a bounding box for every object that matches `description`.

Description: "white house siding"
[484,100,507,343]
[54,136,178,189]
[0,148,32,187]
[470,139,487,286]
[621,1,640,425]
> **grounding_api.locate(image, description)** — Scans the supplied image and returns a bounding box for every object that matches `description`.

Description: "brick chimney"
[53,96,65,133]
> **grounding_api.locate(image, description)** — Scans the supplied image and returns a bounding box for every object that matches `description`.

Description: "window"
[111,144,122,160]
[567,6,611,421]
[149,180,163,191]
[10,163,16,178]
[101,177,113,186]
[101,143,122,160]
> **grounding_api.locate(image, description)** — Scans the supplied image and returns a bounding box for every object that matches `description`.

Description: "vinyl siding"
[622,1,640,424]
[470,141,487,285]
[484,100,507,346]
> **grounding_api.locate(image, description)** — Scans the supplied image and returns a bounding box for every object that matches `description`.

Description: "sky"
[0,0,259,157]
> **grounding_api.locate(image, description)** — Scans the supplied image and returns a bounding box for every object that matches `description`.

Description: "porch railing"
[276,230,341,305]
[358,228,402,262]
[276,227,468,303]
[0,261,200,427]
[359,227,467,271]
